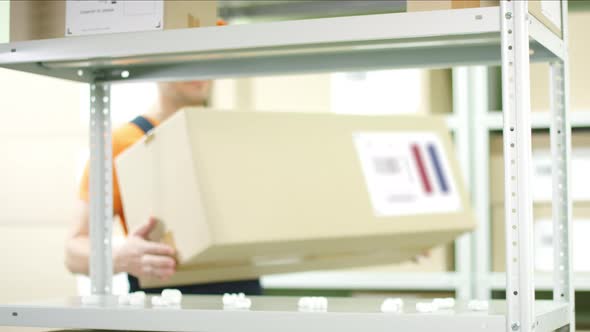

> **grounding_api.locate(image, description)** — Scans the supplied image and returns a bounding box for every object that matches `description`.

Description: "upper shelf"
[0,7,564,84]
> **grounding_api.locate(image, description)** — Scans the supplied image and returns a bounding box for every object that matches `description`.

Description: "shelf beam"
[0,7,562,83]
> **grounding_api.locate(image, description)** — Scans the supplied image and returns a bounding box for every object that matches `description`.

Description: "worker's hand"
[113,217,176,280]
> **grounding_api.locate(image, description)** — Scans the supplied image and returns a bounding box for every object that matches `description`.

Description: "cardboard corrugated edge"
[139,231,459,288]
[116,111,213,265]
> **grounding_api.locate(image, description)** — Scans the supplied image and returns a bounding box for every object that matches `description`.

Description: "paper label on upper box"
[532,148,590,202]
[535,218,590,272]
[353,132,461,217]
[66,0,164,36]
[540,0,562,30]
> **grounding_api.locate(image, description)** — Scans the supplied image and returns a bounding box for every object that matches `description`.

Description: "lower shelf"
[0,296,569,332]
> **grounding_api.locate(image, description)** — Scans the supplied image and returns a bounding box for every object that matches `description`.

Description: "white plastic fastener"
[416,302,438,313]
[151,296,169,307]
[298,297,328,311]
[380,298,404,313]
[222,293,252,309]
[467,300,489,311]
[432,298,455,310]
[161,289,182,305]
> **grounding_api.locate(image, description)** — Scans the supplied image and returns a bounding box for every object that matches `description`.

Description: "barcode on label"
[373,157,400,175]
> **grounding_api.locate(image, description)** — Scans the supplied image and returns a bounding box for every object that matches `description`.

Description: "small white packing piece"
[380,298,404,313]
[161,289,182,305]
[467,300,489,311]
[118,291,146,306]
[151,296,169,307]
[222,293,252,310]
[432,297,455,310]
[298,297,328,311]
[80,295,102,305]
[415,302,438,313]
[129,291,146,306]
[117,294,131,306]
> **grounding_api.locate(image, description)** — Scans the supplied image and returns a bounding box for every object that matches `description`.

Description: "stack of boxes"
[491,133,590,273]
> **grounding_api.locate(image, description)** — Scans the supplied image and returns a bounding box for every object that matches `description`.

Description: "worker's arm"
[64,199,177,280]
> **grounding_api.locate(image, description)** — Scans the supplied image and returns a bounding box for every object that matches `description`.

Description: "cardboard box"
[490,132,590,205]
[528,0,562,38]
[8,0,216,42]
[530,12,590,112]
[492,203,590,272]
[331,69,453,115]
[116,109,474,287]
[407,1,498,12]
[345,244,454,274]
[407,0,561,38]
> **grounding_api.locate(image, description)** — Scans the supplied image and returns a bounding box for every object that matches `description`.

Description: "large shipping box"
[116,110,475,288]
[8,0,216,42]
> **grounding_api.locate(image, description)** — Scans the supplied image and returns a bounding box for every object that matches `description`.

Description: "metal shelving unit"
[0,2,573,331]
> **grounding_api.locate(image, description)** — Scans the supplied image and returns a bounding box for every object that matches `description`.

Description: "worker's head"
[157,80,212,108]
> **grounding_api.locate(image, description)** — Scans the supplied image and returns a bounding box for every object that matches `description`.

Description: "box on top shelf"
[528,0,562,38]
[407,0,498,12]
[116,109,475,288]
[492,203,590,273]
[8,0,217,42]
[407,1,562,38]
[490,131,590,205]
[530,12,590,113]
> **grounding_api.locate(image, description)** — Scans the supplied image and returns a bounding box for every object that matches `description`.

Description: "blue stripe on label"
[427,144,449,193]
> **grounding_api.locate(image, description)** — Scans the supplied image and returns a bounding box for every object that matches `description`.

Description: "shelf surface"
[0,296,569,332]
[0,7,563,83]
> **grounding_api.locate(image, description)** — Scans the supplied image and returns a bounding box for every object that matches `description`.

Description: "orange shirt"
[78,116,159,235]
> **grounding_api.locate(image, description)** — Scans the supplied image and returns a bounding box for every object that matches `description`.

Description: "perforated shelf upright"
[0,1,574,331]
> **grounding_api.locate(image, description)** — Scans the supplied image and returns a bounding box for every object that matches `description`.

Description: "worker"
[65,80,262,295]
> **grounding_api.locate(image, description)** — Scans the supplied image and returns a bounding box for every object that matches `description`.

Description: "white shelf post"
[550,0,575,330]
[89,82,114,295]
[468,66,492,301]
[452,66,473,300]
[453,65,490,301]
[500,1,535,331]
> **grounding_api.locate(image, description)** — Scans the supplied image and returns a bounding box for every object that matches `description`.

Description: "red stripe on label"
[411,144,432,194]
